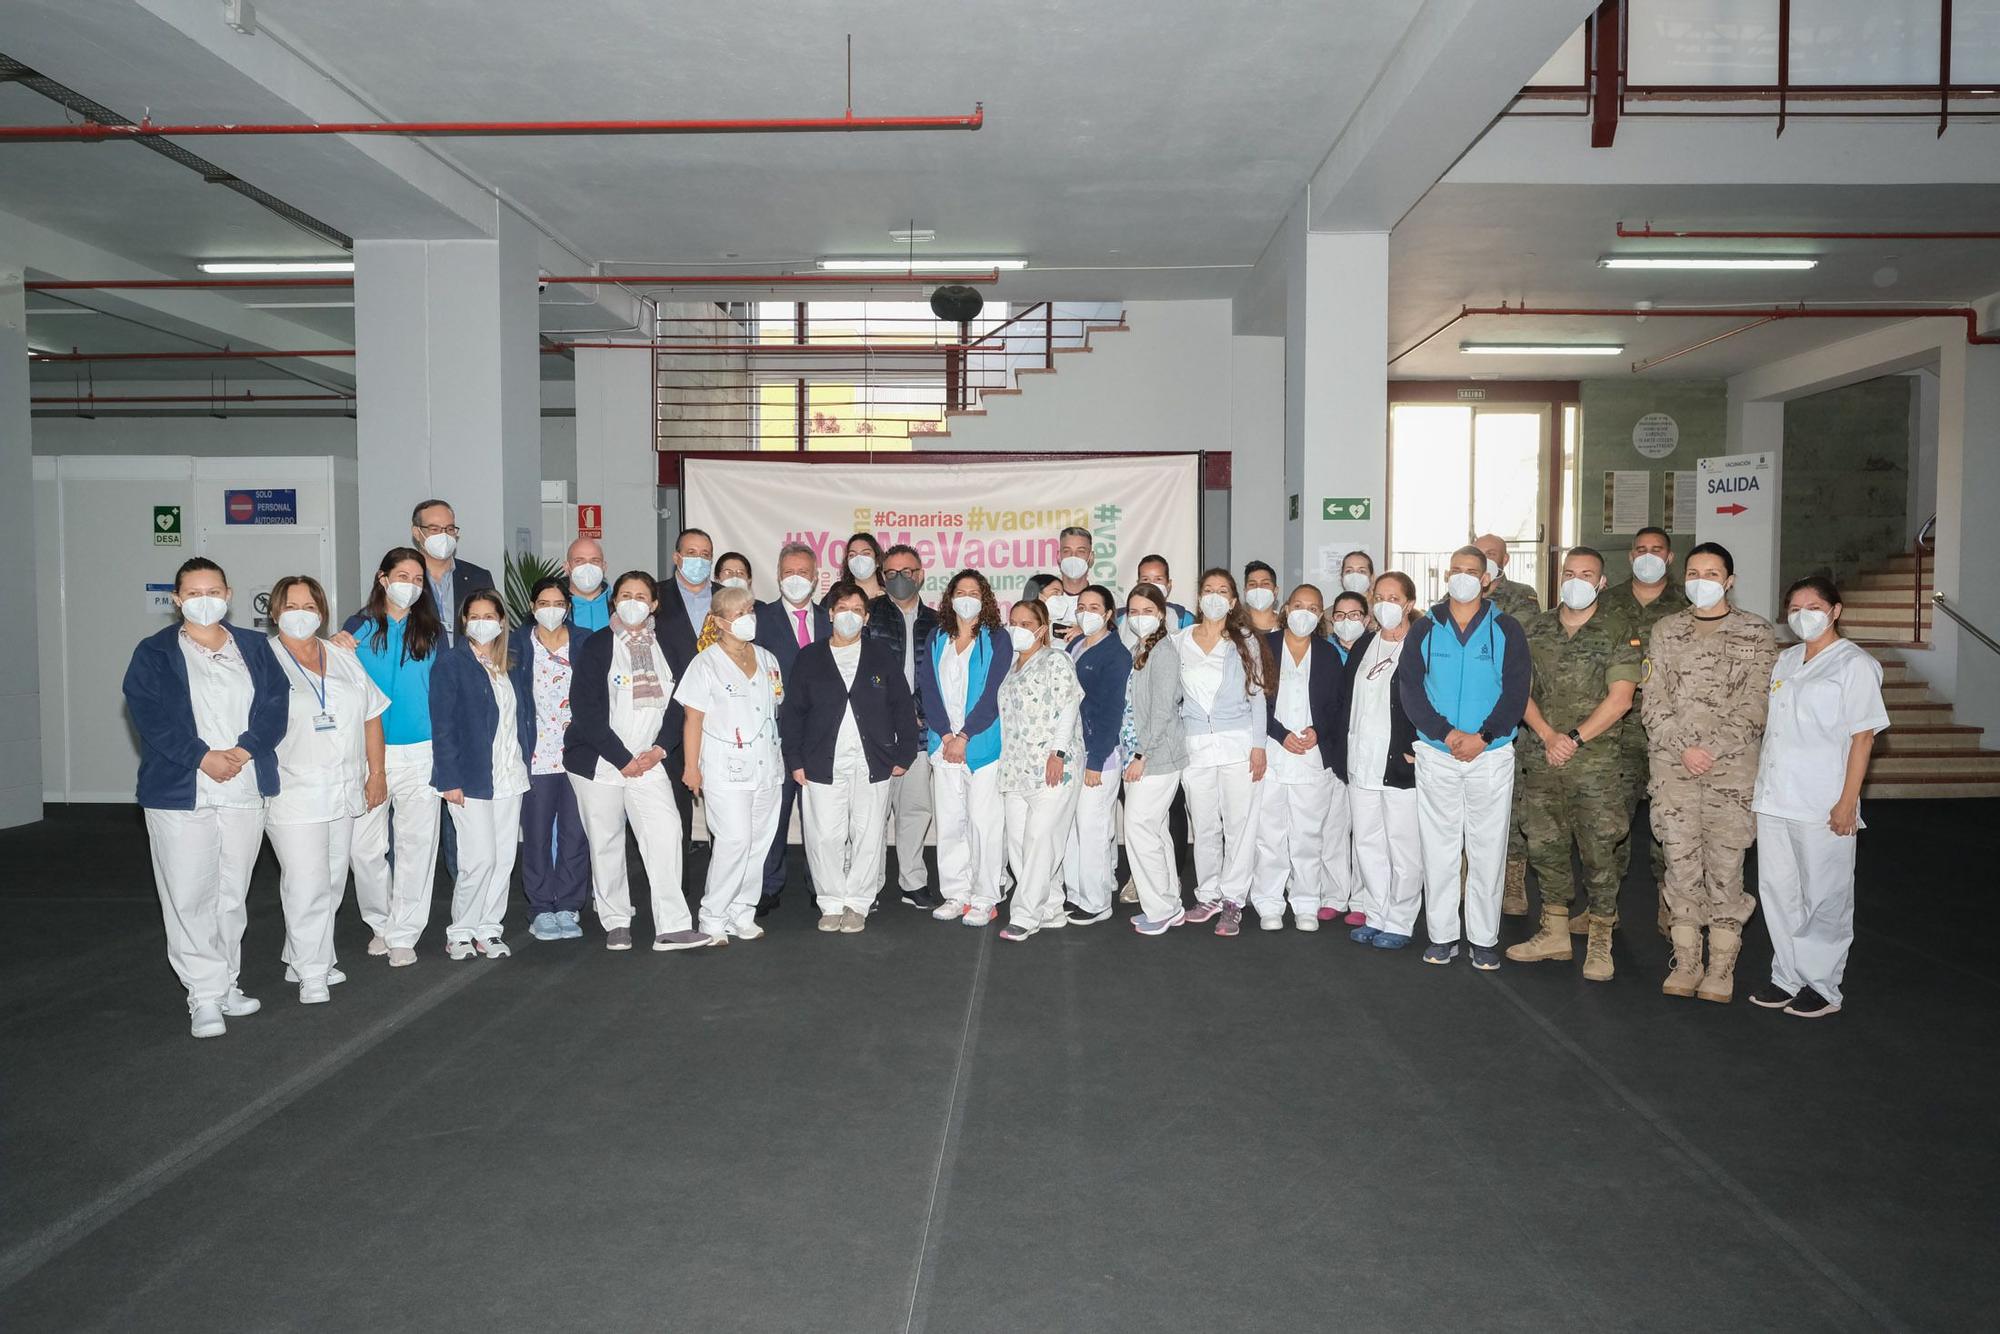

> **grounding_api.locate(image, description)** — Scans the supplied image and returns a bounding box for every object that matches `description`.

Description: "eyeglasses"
[884,565,921,577]
[417,523,460,537]
[1329,610,1367,622]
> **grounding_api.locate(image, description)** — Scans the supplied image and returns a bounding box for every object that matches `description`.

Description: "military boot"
[1699,925,1741,1003]
[1661,922,1704,998]
[1582,917,1615,982]
[1570,909,1617,936]
[1506,906,1572,962]
[1502,857,1529,916]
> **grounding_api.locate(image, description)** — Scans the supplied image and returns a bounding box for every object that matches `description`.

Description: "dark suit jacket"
[754,598,832,678]
[1262,629,1343,769]
[865,594,938,727]
[651,577,706,678]
[562,626,679,779]
[1331,629,1417,790]
[780,638,921,784]
[428,641,534,799]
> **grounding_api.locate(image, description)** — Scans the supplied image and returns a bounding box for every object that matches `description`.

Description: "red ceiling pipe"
[1618,221,2000,241]
[0,107,984,143]
[28,271,999,291]
[1459,303,2000,344]
[27,277,355,291]
[30,348,354,362]
[31,392,353,404]
[1628,316,1780,373]
[554,341,970,353]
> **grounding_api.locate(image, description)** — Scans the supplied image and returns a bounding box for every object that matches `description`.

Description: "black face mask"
[885,571,920,601]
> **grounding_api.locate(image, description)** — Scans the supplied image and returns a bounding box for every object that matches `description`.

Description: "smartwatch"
[1567,727,1584,746]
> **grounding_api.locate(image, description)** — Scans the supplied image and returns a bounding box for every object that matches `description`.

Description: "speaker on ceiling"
[929,285,984,323]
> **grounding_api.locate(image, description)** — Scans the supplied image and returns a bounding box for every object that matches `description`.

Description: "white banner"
[682,455,1201,606]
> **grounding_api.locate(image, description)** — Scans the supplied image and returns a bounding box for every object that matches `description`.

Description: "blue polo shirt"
[351,614,435,745]
[570,590,610,633]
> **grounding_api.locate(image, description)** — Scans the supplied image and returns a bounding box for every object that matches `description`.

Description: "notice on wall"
[1602,470,1652,533]
[223,488,297,525]
[1662,471,1698,533]
[143,582,176,616]
[577,503,603,539]
[1632,412,1680,459]
[153,505,182,547]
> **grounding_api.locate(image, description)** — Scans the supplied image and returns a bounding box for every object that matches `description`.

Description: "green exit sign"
[1322,496,1372,522]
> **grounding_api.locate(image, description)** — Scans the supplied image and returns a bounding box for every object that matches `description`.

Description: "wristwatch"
[1477,728,1495,744]
[1055,749,1070,762]
[1566,727,1584,745]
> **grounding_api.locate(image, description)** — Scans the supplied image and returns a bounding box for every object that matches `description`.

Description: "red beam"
[30,347,353,362]
[0,107,984,143]
[542,271,1000,287]
[27,276,354,291]
[1588,0,1622,148]
[1459,303,2000,344]
[32,392,353,404]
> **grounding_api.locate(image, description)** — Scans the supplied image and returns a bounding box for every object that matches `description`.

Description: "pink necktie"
[794,607,810,646]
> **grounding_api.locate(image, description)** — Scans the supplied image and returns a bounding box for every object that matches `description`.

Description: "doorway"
[1388,401,1552,604]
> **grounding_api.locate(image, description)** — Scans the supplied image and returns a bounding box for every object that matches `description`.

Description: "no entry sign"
[223,488,298,525]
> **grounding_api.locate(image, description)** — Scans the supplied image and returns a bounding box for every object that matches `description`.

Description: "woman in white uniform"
[1060,585,1132,924]
[1177,568,1273,938]
[1342,572,1425,952]
[677,585,786,942]
[1250,584,1341,931]
[997,600,1085,942]
[430,589,533,960]
[1123,583,1190,935]
[264,575,388,1004]
[1749,575,1889,1019]
[1317,590,1369,925]
[915,569,1014,927]
[123,557,289,1038]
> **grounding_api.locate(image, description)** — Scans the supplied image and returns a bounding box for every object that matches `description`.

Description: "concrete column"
[574,342,663,576]
[1284,220,1388,591]
[354,207,541,587]
[0,269,40,826]
[1932,341,2000,733]
[1723,397,1786,621]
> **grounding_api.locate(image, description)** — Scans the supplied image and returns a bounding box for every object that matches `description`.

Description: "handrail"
[962,301,1049,350]
[1933,594,2000,658]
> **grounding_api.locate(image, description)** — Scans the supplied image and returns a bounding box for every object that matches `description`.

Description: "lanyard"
[281,640,328,711]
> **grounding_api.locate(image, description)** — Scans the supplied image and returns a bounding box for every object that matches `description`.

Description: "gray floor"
[2,801,1995,1332]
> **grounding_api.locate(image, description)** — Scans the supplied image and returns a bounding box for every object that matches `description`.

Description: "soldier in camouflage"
[1505,545,1641,982]
[1642,542,1778,1004]
[1473,534,1542,917]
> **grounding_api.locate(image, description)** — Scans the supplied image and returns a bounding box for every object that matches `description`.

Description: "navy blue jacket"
[428,642,534,800]
[1331,629,1418,790]
[123,623,288,810]
[1263,629,1343,769]
[780,638,921,784]
[755,598,832,678]
[866,594,939,727]
[563,626,679,779]
[508,622,574,757]
[1068,633,1133,772]
[651,577,706,679]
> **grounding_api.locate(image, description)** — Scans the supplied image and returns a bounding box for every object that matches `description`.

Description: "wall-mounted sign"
[1322,496,1372,522]
[223,488,298,525]
[1632,412,1680,459]
[153,505,182,547]
[577,503,603,539]
[144,581,176,615]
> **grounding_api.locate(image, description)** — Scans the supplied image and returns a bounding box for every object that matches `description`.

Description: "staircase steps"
[1847,614,1999,799]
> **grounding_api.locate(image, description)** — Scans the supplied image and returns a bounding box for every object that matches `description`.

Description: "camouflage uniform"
[1488,576,1543,873]
[1600,579,1690,889]
[1517,603,1643,922]
[1641,607,1777,927]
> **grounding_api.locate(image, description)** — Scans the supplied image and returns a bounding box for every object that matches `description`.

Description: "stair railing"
[1933,594,2000,658]
[1912,512,1936,644]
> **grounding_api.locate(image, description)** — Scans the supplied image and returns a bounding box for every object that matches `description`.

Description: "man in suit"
[754,540,832,914]
[653,527,713,676]
[411,499,496,649]
[867,543,941,908]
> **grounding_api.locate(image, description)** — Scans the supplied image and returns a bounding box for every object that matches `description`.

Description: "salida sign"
[1708,470,1759,517]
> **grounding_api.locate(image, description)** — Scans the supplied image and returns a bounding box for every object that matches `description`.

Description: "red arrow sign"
[1715,503,1748,516]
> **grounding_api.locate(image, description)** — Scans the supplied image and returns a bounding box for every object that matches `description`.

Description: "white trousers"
[351,742,442,950]
[932,758,1005,908]
[570,773,689,935]
[1250,772,1330,918]
[446,794,522,941]
[1319,774,1357,912]
[1350,785,1424,936]
[1414,743,1515,948]
[1125,768,1184,921]
[144,805,266,1007]
[804,750,892,915]
[1062,765,1125,914]
[1756,814,1857,1005]
[1007,782,1083,929]
[268,815,353,983]
[887,748,933,893]
[699,782,783,935]
[1181,760,1264,907]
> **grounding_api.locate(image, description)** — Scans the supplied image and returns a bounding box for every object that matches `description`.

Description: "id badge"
[313,710,338,733]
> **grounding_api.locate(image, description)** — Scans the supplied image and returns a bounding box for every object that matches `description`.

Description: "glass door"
[1389,402,1551,604]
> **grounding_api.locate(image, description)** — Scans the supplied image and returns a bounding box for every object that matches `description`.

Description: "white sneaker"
[962,904,995,927]
[1260,916,1286,932]
[284,965,346,985]
[367,934,388,956]
[446,938,476,961]
[1295,915,1320,933]
[189,1001,226,1039]
[732,922,765,941]
[475,936,511,959]
[388,946,416,967]
[298,979,331,1005]
[931,898,969,921]
[219,987,261,1016]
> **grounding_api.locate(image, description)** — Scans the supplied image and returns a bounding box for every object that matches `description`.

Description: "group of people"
[125,500,1887,1039]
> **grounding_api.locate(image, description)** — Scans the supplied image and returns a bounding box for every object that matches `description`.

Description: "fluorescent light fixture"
[1598,255,1817,270]
[1460,342,1625,356]
[816,258,1027,272]
[196,260,355,274]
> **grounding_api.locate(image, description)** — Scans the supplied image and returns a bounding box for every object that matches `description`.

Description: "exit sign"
[1322,496,1372,522]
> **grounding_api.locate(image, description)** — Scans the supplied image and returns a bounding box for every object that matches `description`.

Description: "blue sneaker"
[529,912,563,941]
[1371,932,1412,950]
[1349,925,1380,944]
[1469,944,1502,971]
[555,910,584,939]
[1422,942,1459,966]
[1132,908,1186,936]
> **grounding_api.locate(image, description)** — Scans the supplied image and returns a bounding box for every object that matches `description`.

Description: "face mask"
[1244,587,1276,612]
[1341,571,1372,595]
[1007,625,1038,652]
[1127,613,1161,639]
[615,599,651,628]
[1331,618,1366,644]
[385,580,423,610]
[724,614,756,640]
[464,618,504,645]
[422,533,457,562]
[1632,553,1669,584]
[1372,601,1406,630]
[720,576,749,590]
[1145,579,1170,600]
[534,606,568,632]
[846,554,877,581]
[780,574,815,605]
[276,608,321,640]
[885,571,920,601]
[569,563,604,592]
[1286,608,1320,637]
[1447,572,1484,604]
[679,555,712,585]
[1199,593,1231,623]
[832,609,865,639]
[1788,608,1831,642]
[951,595,982,621]
[1076,611,1106,637]
[1484,558,1501,579]
[1059,555,1089,581]
[1686,578,1728,610]
[1559,578,1600,611]
[1046,594,1077,623]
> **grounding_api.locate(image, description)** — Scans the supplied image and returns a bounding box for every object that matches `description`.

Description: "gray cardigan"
[1127,631,1190,773]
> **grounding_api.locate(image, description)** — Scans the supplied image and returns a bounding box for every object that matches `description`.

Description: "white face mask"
[951,595,982,621]
[1059,555,1090,581]
[1046,594,1077,623]
[1341,571,1372,595]
[780,574,815,605]
[720,576,749,590]
[1127,612,1161,639]
[615,599,651,628]
[1007,624,1038,652]
[1686,578,1728,610]
[1559,578,1600,611]
[1788,608,1832,642]
[1244,587,1276,612]
[1198,593,1231,623]
[534,605,568,632]
[385,580,423,610]
[421,532,458,562]
[1447,572,1484,604]
[1372,601,1406,630]
[1631,552,1669,584]
[1143,578,1170,600]
[1076,611,1106,638]
[1484,558,1501,579]
[846,554,877,581]
[276,608,321,640]
[1331,617,1366,644]
[569,562,604,592]
[726,614,758,641]
[1286,608,1320,637]
[831,609,865,639]
[465,618,504,645]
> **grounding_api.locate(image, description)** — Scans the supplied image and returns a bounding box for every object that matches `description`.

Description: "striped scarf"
[622,624,667,709]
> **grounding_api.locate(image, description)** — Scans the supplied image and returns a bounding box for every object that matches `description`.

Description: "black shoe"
[1064,901,1112,925]
[900,886,944,910]
[1748,982,1795,1009]
[1782,986,1840,1019]
[754,896,781,920]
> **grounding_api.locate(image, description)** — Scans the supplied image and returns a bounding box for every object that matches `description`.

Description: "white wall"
[0,272,38,828]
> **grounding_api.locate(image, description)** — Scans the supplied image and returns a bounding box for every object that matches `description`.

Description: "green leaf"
[502,549,566,626]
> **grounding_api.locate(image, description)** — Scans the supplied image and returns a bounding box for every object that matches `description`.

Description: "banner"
[682,455,1201,606]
